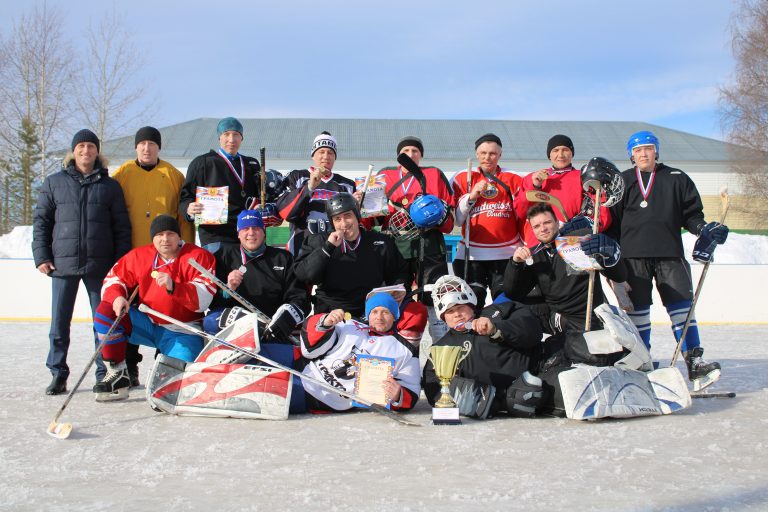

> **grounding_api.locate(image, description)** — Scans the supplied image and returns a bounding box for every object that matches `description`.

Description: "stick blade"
[47,421,73,439]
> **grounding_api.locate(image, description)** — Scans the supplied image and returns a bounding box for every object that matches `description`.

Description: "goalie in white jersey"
[298,293,421,412]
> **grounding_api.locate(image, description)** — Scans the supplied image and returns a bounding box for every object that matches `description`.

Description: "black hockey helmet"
[580,157,625,207]
[325,192,361,222]
[263,169,287,202]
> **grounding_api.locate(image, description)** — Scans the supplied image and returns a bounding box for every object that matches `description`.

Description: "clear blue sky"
[1,0,738,141]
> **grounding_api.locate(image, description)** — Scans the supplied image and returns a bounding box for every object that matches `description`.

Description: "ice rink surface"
[2,322,767,512]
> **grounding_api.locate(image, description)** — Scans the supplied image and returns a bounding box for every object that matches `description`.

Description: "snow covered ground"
[2,322,767,512]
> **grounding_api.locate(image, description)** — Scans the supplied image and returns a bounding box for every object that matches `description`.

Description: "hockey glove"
[505,371,545,418]
[692,230,717,263]
[559,215,593,236]
[218,306,248,330]
[265,303,304,342]
[580,233,620,267]
[255,203,282,228]
[700,221,729,244]
[449,376,496,419]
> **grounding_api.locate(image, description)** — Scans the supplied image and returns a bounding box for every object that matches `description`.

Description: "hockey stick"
[463,158,472,282]
[669,187,730,367]
[259,147,267,207]
[359,164,374,207]
[584,183,602,331]
[138,304,421,427]
[396,152,428,303]
[187,257,301,346]
[691,391,736,399]
[47,287,139,439]
[525,190,570,222]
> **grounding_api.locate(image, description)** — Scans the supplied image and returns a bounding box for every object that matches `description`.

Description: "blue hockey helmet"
[408,194,445,228]
[626,131,660,160]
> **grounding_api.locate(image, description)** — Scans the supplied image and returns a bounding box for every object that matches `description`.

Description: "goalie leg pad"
[558,365,691,420]
[147,354,291,420]
[593,304,653,371]
[449,376,496,419]
[196,312,261,364]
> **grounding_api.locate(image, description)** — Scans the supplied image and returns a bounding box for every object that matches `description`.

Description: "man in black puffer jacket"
[32,129,131,396]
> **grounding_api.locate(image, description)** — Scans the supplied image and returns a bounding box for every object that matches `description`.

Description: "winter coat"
[32,160,131,278]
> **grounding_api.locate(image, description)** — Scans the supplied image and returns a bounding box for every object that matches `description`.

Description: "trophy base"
[432,407,461,425]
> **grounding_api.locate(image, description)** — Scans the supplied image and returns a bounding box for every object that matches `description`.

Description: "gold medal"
[151,270,159,278]
[402,197,409,206]
[344,312,351,321]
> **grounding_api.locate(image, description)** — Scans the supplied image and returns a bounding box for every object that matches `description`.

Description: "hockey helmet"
[580,157,625,208]
[263,169,287,202]
[431,275,477,320]
[325,192,361,222]
[626,130,660,160]
[408,194,445,229]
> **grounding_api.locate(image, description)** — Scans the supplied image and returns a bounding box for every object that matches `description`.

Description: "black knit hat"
[150,215,180,238]
[474,133,502,149]
[71,129,100,152]
[396,136,424,157]
[546,134,574,158]
[135,126,162,149]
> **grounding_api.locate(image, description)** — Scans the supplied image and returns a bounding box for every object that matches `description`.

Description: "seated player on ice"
[422,275,545,419]
[92,215,216,401]
[297,293,421,413]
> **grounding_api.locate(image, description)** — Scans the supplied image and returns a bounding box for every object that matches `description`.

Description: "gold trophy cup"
[428,341,471,423]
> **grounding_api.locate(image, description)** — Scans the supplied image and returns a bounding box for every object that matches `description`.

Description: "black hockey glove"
[700,221,729,244]
[559,215,593,236]
[264,303,304,342]
[449,376,496,419]
[504,371,545,418]
[693,230,717,263]
[217,306,248,330]
[580,233,620,267]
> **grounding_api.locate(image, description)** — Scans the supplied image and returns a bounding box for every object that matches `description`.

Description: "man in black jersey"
[609,130,728,388]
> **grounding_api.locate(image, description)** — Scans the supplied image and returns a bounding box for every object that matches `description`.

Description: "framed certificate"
[355,175,388,218]
[352,354,395,409]
[195,186,229,225]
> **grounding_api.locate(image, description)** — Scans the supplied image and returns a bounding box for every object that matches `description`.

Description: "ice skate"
[686,347,721,392]
[45,375,67,396]
[93,361,130,402]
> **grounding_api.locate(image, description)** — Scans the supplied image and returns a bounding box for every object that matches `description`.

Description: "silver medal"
[640,200,648,208]
[238,265,247,274]
[525,258,533,266]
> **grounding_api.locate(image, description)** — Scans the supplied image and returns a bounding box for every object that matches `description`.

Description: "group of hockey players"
[32,117,730,421]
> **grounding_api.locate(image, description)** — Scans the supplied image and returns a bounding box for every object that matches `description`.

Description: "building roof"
[102,118,740,164]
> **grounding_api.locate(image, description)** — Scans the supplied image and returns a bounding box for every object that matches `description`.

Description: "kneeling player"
[93,215,216,401]
[422,275,545,419]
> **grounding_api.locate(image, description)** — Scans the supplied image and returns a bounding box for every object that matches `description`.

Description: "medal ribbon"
[218,148,245,189]
[341,235,362,254]
[635,166,656,203]
[153,253,175,272]
[399,167,416,201]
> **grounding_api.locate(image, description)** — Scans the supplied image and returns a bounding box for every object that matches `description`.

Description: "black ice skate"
[128,365,140,388]
[93,361,130,402]
[45,375,67,396]
[686,347,721,391]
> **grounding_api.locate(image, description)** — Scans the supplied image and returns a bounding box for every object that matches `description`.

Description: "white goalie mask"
[431,275,477,319]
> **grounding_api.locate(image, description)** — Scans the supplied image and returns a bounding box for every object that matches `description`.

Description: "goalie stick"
[584,182,602,331]
[187,257,301,346]
[137,304,422,427]
[47,288,139,439]
[691,392,736,399]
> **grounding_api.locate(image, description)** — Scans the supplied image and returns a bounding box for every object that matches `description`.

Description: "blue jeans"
[47,274,106,380]
[127,308,204,362]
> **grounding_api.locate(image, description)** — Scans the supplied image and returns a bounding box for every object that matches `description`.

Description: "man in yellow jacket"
[111,126,195,385]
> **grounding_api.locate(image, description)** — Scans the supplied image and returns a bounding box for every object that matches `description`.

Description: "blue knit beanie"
[217,117,243,137]
[237,209,265,231]
[365,293,400,321]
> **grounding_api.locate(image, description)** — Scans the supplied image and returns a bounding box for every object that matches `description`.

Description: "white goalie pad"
[196,312,261,364]
[592,304,653,372]
[147,355,291,420]
[558,365,690,420]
